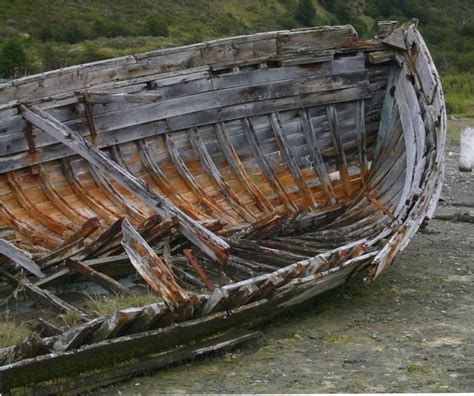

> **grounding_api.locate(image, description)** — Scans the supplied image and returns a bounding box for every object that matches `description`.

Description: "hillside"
[0,0,473,113]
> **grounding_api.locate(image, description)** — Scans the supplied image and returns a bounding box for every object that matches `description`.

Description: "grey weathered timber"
[0,239,45,278]
[270,112,317,208]
[20,105,230,264]
[121,219,190,309]
[0,22,447,393]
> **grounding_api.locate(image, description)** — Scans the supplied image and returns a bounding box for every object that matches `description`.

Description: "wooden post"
[459,127,474,172]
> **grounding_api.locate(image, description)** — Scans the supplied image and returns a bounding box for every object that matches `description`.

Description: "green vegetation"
[86,292,160,317]
[0,312,31,348]
[0,0,472,114]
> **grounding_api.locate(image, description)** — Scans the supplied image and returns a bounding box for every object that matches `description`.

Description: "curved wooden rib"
[188,127,256,223]
[325,105,352,197]
[61,158,118,225]
[88,163,147,224]
[242,117,298,213]
[136,139,208,221]
[270,112,317,209]
[355,100,369,180]
[165,134,236,224]
[215,122,275,215]
[37,165,90,225]
[298,109,336,204]
[0,201,61,249]
[5,172,70,237]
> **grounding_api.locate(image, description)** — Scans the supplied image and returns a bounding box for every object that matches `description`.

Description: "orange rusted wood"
[121,218,189,309]
[183,249,215,292]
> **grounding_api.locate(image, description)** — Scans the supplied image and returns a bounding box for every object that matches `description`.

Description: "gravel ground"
[106,140,474,394]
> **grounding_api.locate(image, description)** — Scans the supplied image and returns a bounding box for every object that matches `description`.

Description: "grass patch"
[61,311,83,327]
[85,292,160,317]
[442,73,474,118]
[0,313,31,348]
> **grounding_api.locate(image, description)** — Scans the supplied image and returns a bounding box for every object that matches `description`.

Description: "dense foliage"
[0,0,472,113]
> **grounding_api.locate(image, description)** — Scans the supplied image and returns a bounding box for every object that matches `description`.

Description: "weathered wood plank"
[21,105,230,264]
[67,259,132,296]
[242,117,298,212]
[0,239,45,277]
[188,127,256,222]
[270,112,316,208]
[121,218,189,309]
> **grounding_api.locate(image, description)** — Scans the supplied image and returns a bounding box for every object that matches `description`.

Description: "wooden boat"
[0,21,445,393]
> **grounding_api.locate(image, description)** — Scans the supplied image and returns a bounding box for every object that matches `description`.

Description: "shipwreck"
[0,21,445,393]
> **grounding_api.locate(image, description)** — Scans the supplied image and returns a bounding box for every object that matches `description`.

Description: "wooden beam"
[188,127,256,222]
[21,105,229,264]
[298,109,336,204]
[326,104,352,197]
[0,239,45,278]
[242,117,298,212]
[66,259,133,296]
[270,112,316,209]
[214,122,275,214]
[121,218,189,309]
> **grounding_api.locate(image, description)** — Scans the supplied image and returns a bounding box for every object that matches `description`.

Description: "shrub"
[294,0,317,27]
[145,15,170,37]
[0,37,26,78]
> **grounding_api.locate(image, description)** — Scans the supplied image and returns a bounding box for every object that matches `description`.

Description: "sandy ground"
[103,139,473,394]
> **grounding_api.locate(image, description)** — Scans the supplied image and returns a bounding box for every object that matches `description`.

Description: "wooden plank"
[0,84,377,174]
[215,122,274,214]
[136,139,205,220]
[355,100,368,179]
[37,164,89,224]
[277,25,358,54]
[121,218,189,309]
[86,92,163,104]
[270,112,316,208]
[61,158,119,225]
[165,134,236,223]
[326,104,352,197]
[0,269,84,316]
[242,117,298,212]
[21,105,230,264]
[87,164,146,223]
[78,71,369,135]
[0,239,45,277]
[188,127,256,222]
[5,172,70,237]
[67,259,132,296]
[298,108,336,204]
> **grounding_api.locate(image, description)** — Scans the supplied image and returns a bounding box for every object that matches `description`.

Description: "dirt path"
[107,141,474,394]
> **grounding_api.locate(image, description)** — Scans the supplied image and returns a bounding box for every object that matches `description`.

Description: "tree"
[294,0,317,27]
[0,37,26,78]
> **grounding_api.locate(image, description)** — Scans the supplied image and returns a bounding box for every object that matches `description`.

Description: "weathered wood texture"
[0,22,446,393]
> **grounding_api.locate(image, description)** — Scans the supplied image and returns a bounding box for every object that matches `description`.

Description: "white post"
[459,127,474,172]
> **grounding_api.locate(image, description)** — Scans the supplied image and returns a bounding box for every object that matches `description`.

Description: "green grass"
[0,313,31,348]
[85,292,160,317]
[442,73,474,117]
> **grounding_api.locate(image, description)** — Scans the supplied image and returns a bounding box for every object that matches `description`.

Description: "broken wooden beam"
[20,105,230,265]
[121,218,190,309]
[0,239,45,278]
[66,259,133,296]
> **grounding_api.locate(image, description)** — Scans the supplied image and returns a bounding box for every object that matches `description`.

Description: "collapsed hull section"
[0,21,446,392]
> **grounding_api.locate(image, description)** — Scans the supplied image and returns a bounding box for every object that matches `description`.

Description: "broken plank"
[21,105,229,264]
[121,218,189,309]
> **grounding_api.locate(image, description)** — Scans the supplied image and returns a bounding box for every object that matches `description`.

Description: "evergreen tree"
[294,0,317,27]
[0,38,26,78]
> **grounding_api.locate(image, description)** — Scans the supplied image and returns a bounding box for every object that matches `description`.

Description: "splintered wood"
[0,22,446,393]
[121,218,189,309]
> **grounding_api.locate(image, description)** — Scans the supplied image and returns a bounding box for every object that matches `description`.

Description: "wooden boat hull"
[0,21,446,392]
